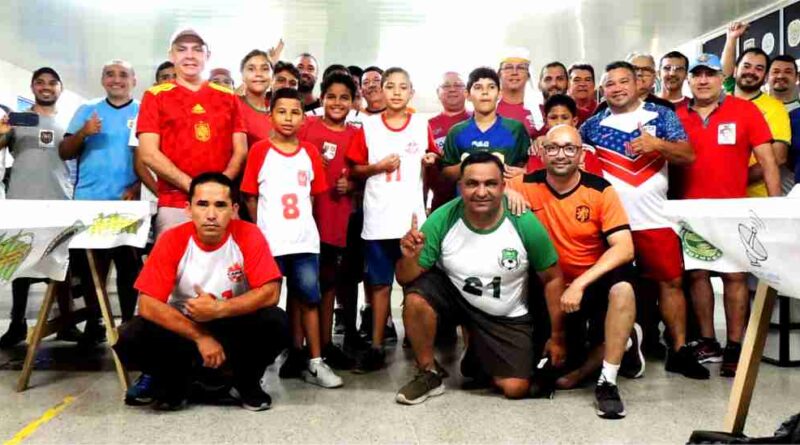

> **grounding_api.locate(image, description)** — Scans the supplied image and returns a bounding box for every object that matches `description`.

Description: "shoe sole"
[395,383,445,405]
[230,388,272,411]
[124,396,155,406]
[596,407,627,419]
[698,356,723,364]
[302,371,343,389]
[629,324,646,379]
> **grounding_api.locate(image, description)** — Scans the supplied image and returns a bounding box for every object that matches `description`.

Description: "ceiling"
[0,0,779,111]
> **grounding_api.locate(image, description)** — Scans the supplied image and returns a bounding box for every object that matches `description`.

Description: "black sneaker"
[595,381,626,419]
[279,348,309,379]
[358,306,372,340]
[353,347,386,374]
[79,319,107,346]
[231,385,272,411]
[125,373,157,406]
[322,342,355,370]
[55,325,83,343]
[720,342,742,378]
[153,382,189,411]
[0,320,27,349]
[665,345,710,380]
[689,337,723,364]
[529,357,558,399]
[620,323,645,379]
[396,369,445,405]
[384,321,398,344]
[333,307,346,335]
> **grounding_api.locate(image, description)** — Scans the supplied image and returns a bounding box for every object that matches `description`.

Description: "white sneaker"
[303,359,343,388]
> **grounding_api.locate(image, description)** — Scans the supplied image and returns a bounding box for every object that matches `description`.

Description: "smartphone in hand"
[8,112,39,127]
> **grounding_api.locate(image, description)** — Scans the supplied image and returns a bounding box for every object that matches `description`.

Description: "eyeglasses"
[635,67,656,78]
[440,83,465,90]
[543,144,580,157]
[662,65,687,73]
[500,64,530,73]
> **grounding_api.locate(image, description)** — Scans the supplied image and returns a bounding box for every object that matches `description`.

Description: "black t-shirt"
[303,99,321,112]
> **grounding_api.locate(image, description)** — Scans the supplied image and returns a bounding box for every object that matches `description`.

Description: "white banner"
[663,195,800,298]
[0,200,153,285]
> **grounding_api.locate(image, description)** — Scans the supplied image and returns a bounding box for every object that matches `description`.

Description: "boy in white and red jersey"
[241,88,343,389]
[297,72,360,370]
[346,67,438,372]
[114,173,289,412]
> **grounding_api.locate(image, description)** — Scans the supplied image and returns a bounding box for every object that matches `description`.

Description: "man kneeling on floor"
[395,151,567,405]
[114,172,289,411]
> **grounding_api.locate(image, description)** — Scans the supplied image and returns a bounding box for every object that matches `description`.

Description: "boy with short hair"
[241,87,343,388]
[346,67,438,372]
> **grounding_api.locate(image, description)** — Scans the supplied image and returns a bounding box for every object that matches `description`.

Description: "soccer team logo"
[498,248,520,271]
[405,141,419,154]
[194,121,211,142]
[575,205,591,223]
[679,222,723,262]
[227,263,244,283]
[297,170,309,187]
[39,130,54,147]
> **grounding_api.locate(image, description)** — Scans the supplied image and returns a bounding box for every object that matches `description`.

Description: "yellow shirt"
[747,93,791,197]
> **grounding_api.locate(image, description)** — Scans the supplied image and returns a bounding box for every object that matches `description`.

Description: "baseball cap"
[501,47,531,65]
[31,67,61,84]
[209,68,231,79]
[169,28,207,50]
[689,53,722,73]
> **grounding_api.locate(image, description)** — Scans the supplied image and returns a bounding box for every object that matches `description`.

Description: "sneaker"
[720,342,742,378]
[279,348,308,379]
[384,321,398,344]
[689,337,723,364]
[55,325,83,343]
[620,323,645,379]
[395,369,445,405]
[353,347,386,374]
[231,385,272,411]
[153,382,189,411]
[0,320,27,349]
[125,374,157,406]
[665,345,710,380]
[322,343,355,370]
[595,381,626,419]
[79,319,107,346]
[303,359,344,388]
[333,307,346,335]
[358,305,372,340]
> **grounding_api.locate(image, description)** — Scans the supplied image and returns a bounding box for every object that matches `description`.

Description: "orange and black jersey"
[508,170,630,283]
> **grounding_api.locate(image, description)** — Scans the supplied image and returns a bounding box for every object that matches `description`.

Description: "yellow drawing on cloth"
[0,231,34,283]
[195,121,211,142]
[88,213,143,236]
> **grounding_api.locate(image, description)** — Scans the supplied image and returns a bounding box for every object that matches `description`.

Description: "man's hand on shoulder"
[185,285,223,322]
[400,213,425,259]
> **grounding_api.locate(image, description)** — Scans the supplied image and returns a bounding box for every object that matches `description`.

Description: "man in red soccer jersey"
[567,64,598,126]
[137,28,248,236]
[114,173,289,411]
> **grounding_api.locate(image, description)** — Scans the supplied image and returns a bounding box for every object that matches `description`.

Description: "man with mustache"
[659,51,690,109]
[296,53,320,112]
[361,66,386,115]
[497,50,542,138]
[568,64,598,126]
[593,54,674,116]
[721,21,791,198]
[765,54,800,193]
[539,62,569,103]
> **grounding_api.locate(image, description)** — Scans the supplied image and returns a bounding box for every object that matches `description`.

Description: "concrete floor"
[1,285,800,444]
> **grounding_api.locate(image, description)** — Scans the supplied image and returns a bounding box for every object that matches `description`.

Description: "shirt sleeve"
[418,202,459,269]
[516,210,559,272]
[426,125,439,154]
[345,127,369,165]
[745,102,774,148]
[241,142,268,196]
[136,91,160,136]
[231,95,246,134]
[134,227,187,302]
[235,222,283,287]
[661,109,688,142]
[764,101,791,145]
[600,186,631,237]
[441,129,461,166]
[66,104,89,135]
[307,143,330,195]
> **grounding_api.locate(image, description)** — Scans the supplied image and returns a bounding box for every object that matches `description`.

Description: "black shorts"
[564,263,635,355]
[343,210,365,284]
[404,268,534,379]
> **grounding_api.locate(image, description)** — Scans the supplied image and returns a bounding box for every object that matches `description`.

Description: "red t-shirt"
[134,220,281,311]
[136,81,246,208]
[575,99,598,127]
[238,95,273,148]
[675,96,772,199]
[298,117,357,248]
[497,99,537,137]
[427,111,470,211]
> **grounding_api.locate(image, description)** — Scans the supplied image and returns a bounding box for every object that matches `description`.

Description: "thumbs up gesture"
[628,122,660,156]
[81,112,102,137]
[335,168,350,195]
[400,213,425,259]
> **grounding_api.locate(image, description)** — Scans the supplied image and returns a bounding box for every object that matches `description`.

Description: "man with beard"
[0,67,79,348]
[766,54,800,193]
[568,64,598,126]
[721,22,791,197]
[361,66,386,115]
[296,53,320,112]
[659,51,690,109]
[539,62,569,103]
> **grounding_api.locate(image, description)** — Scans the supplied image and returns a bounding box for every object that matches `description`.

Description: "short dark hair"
[736,47,769,67]
[189,172,237,203]
[381,67,411,87]
[459,151,505,178]
[270,87,303,111]
[568,63,595,81]
[544,94,577,117]
[605,61,637,78]
[467,67,500,91]
[768,54,798,74]
[240,49,271,72]
[322,64,349,82]
[296,52,319,68]
[273,61,301,81]
[321,72,357,98]
[363,66,383,76]
[348,65,364,81]
[155,61,174,82]
[660,51,689,70]
[540,62,568,79]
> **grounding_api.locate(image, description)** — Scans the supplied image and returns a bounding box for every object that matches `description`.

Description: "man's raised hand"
[400,213,425,259]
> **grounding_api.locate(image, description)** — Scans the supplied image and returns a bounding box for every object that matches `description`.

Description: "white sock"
[309,357,323,367]
[599,361,620,386]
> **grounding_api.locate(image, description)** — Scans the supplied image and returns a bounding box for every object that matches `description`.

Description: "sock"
[309,357,323,366]
[598,361,620,386]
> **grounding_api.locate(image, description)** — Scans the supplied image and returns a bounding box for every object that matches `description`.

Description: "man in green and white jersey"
[394,151,566,404]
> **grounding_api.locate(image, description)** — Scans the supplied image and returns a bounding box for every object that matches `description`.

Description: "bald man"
[508,125,639,419]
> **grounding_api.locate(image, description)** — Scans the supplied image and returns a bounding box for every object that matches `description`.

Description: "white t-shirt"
[241,140,328,256]
[345,112,436,240]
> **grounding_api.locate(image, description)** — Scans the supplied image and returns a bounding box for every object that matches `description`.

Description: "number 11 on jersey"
[385,168,402,182]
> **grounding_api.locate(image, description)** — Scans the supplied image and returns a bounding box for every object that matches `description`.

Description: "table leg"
[723,281,778,435]
[86,249,130,393]
[17,281,57,392]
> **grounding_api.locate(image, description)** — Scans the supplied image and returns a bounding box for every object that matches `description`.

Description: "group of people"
[0,20,797,420]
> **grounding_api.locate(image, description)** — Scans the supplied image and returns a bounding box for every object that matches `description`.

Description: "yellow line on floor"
[4,395,76,445]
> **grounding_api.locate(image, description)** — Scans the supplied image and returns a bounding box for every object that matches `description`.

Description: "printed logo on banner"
[499,248,520,271]
[679,222,723,262]
[88,213,143,236]
[0,231,34,283]
[738,210,768,267]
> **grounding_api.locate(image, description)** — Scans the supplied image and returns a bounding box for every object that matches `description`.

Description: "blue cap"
[689,53,722,73]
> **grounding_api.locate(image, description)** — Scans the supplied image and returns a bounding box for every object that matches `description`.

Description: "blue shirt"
[67,98,139,200]
[790,107,800,183]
